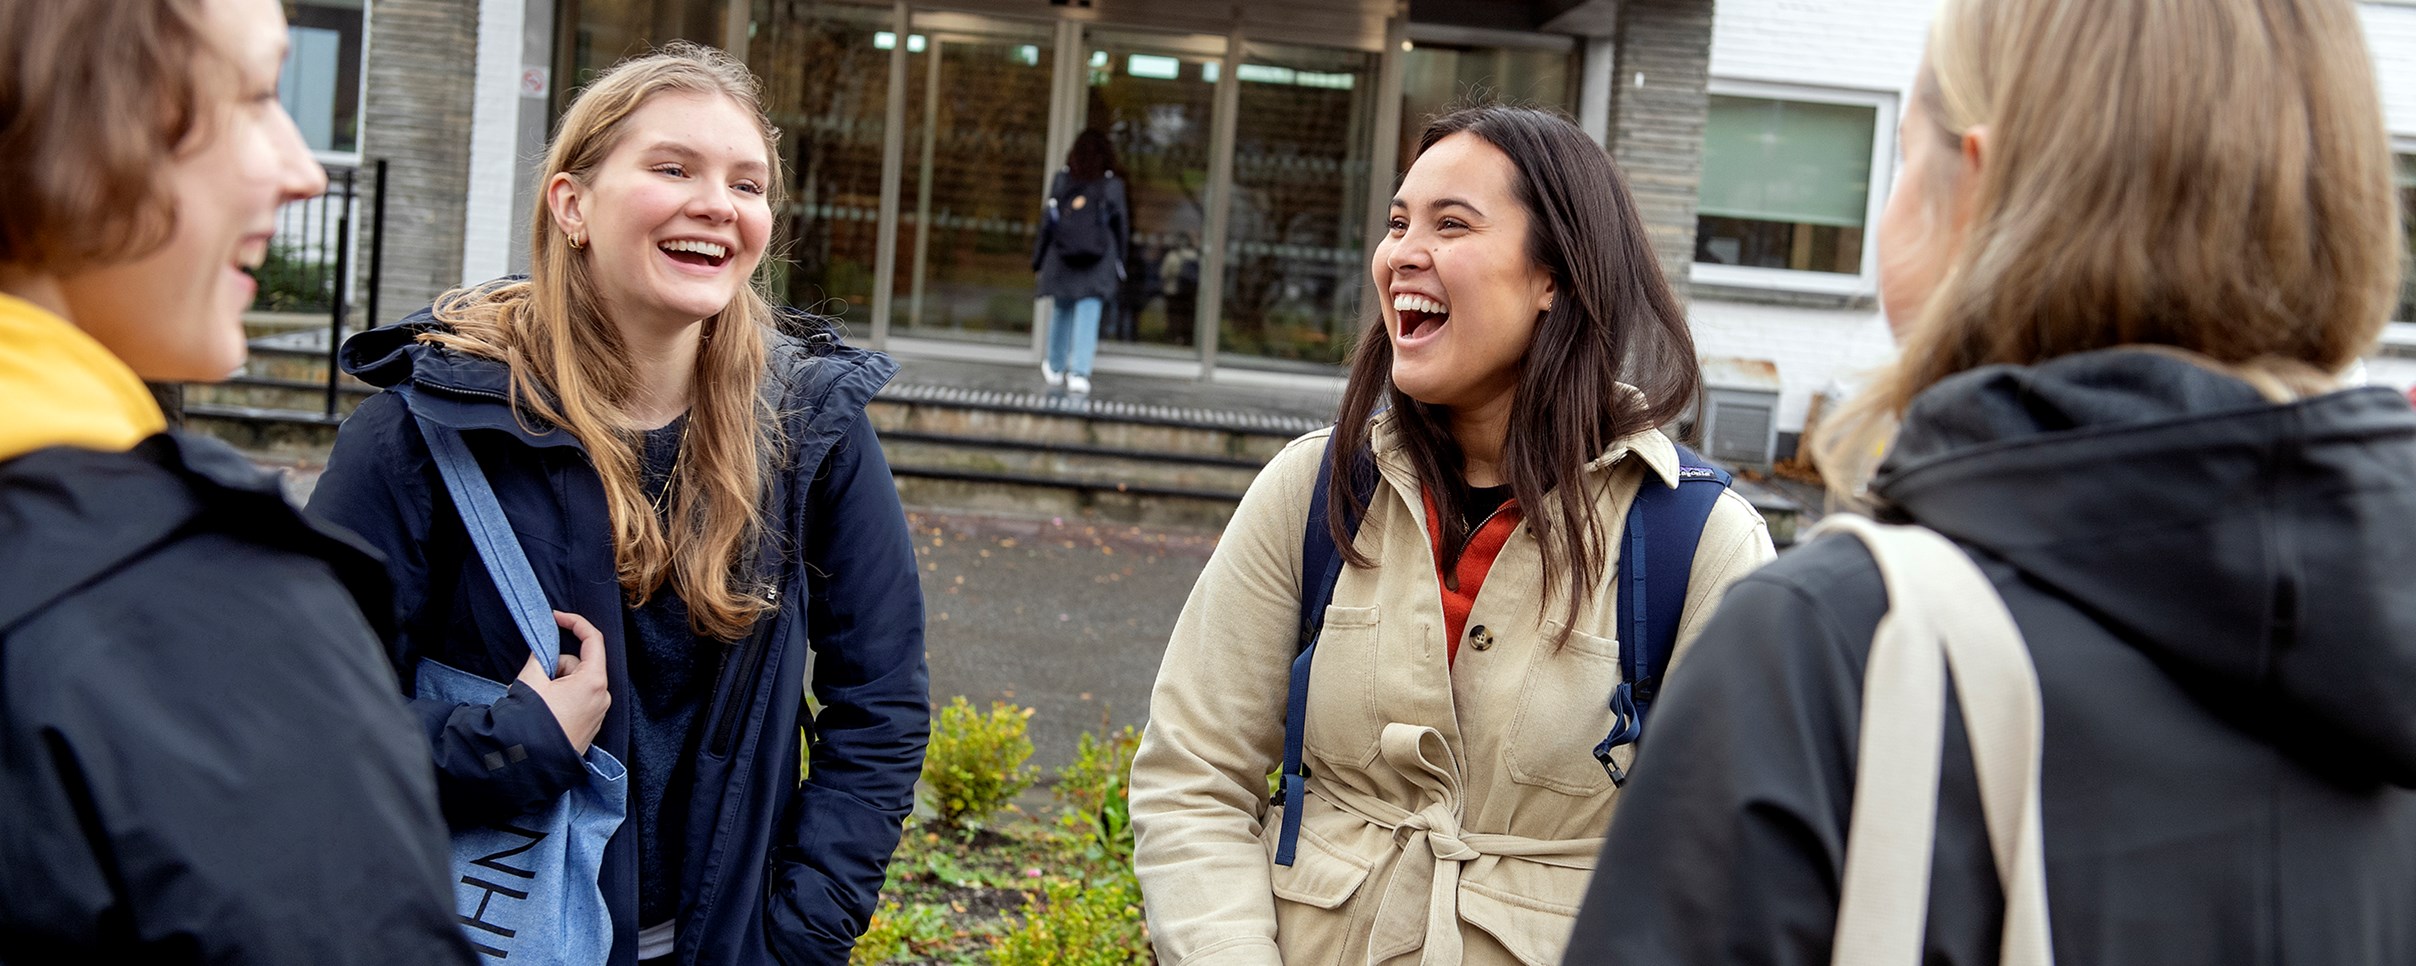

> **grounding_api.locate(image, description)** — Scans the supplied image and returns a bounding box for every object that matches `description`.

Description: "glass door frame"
[857,1,1408,381]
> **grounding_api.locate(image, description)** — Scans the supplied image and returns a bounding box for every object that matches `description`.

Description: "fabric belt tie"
[1330,723,1600,966]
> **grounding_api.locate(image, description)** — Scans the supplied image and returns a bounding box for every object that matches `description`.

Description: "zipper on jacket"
[705,614,777,757]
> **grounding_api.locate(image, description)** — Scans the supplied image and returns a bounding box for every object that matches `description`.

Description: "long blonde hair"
[1814,0,2401,500]
[424,43,785,640]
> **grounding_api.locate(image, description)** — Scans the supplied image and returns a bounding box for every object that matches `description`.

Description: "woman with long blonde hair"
[1567,0,2416,961]
[310,44,928,964]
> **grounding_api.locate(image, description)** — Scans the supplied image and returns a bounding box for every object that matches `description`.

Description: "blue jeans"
[1046,296,1102,378]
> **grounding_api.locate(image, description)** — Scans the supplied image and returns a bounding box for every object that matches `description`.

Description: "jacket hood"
[340,300,893,447]
[0,433,393,636]
[0,293,167,460]
[1872,348,2416,787]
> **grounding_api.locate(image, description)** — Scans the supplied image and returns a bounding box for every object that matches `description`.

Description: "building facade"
[346,0,1712,384]
[310,0,2416,461]
[1687,0,2416,457]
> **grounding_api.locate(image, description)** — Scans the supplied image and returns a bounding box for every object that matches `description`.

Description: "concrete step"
[183,403,345,461]
[181,334,1799,540]
[186,374,374,416]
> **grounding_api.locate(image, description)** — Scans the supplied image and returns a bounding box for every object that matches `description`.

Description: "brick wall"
[363,0,479,325]
[1607,0,1717,288]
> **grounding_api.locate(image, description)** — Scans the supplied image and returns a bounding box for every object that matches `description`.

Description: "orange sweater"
[1421,487,1522,666]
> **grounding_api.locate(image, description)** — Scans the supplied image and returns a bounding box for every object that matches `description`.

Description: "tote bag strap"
[409,404,564,677]
[1814,514,2052,966]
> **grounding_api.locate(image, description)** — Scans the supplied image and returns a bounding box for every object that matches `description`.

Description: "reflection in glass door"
[1221,42,1378,366]
[1079,30,1224,352]
[892,14,1056,342]
[749,1,891,328]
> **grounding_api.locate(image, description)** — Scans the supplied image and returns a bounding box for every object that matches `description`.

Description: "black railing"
[251,159,387,417]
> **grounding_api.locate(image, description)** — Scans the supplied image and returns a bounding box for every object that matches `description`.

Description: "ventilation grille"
[1705,394,1776,466]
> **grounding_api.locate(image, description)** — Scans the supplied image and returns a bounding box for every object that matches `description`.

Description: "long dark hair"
[1067,128,1116,181]
[1328,105,1699,634]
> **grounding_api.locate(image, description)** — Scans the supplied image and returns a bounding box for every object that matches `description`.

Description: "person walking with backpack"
[1033,129,1129,396]
[306,45,929,965]
[1567,0,2416,963]
[0,0,473,961]
[1128,106,1773,966]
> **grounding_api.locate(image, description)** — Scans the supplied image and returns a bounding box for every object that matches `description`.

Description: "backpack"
[1272,432,1733,866]
[1047,173,1113,270]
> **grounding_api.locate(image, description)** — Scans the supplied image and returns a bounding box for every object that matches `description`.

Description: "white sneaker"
[1067,374,1091,395]
[1041,362,1065,387]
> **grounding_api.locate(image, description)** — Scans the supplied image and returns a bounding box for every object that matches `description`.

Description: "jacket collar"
[0,432,393,635]
[0,292,167,460]
[341,298,897,455]
[1365,394,1681,495]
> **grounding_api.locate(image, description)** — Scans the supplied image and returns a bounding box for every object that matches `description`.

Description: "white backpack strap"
[1814,514,2053,966]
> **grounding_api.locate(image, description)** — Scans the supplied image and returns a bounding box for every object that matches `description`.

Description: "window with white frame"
[281,0,366,157]
[1693,83,1894,292]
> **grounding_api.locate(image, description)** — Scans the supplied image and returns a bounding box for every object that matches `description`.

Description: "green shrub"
[250,241,333,313]
[987,876,1150,966]
[1052,725,1140,816]
[923,697,1039,830]
[1053,725,1140,873]
[851,899,952,965]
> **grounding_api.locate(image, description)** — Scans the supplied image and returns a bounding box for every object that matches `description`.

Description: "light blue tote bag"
[412,402,626,965]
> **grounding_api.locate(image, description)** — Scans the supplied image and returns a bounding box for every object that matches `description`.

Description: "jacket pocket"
[1300,605,1384,770]
[1261,800,1382,966]
[1459,878,1584,966]
[1502,624,1622,798]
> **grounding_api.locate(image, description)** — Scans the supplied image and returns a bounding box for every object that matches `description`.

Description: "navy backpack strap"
[1275,432,1370,866]
[402,387,564,676]
[1596,443,1732,786]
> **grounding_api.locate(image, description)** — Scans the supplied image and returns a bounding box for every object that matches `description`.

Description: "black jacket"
[1570,350,2416,965]
[0,433,473,964]
[307,311,929,966]
[1033,169,1129,304]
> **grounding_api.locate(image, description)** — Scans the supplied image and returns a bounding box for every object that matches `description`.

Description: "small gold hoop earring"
[567,232,586,251]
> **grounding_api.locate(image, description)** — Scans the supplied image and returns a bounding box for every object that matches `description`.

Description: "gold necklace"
[646,417,690,520]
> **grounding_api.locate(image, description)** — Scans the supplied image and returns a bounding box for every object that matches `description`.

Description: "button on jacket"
[1130,412,1775,966]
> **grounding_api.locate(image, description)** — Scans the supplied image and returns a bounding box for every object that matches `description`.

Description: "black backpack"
[1047,174,1113,270]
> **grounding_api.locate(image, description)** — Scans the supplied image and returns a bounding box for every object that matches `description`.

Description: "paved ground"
[907,508,1216,773]
[279,454,1217,774]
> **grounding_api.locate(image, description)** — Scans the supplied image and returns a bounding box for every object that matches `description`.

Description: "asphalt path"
[906,509,1219,774]
[284,463,1219,775]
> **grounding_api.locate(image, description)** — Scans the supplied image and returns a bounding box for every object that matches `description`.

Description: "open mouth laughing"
[1394,292,1450,339]
[659,238,732,269]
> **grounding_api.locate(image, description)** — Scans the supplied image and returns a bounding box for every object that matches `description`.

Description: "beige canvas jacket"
[1131,415,1774,966]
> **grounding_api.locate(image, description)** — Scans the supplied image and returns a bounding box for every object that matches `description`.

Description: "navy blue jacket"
[308,311,929,966]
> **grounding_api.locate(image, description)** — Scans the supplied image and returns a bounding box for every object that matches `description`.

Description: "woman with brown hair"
[1570,0,2416,961]
[1128,105,1772,965]
[1032,128,1129,395]
[0,0,471,960]
[308,44,928,964]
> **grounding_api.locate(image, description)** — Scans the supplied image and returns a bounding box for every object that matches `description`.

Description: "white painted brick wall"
[1710,0,1932,95]
[460,0,525,285]
[1689,300,1897,433]
[2364,3,2416,137]
[1701,1,2416,436]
